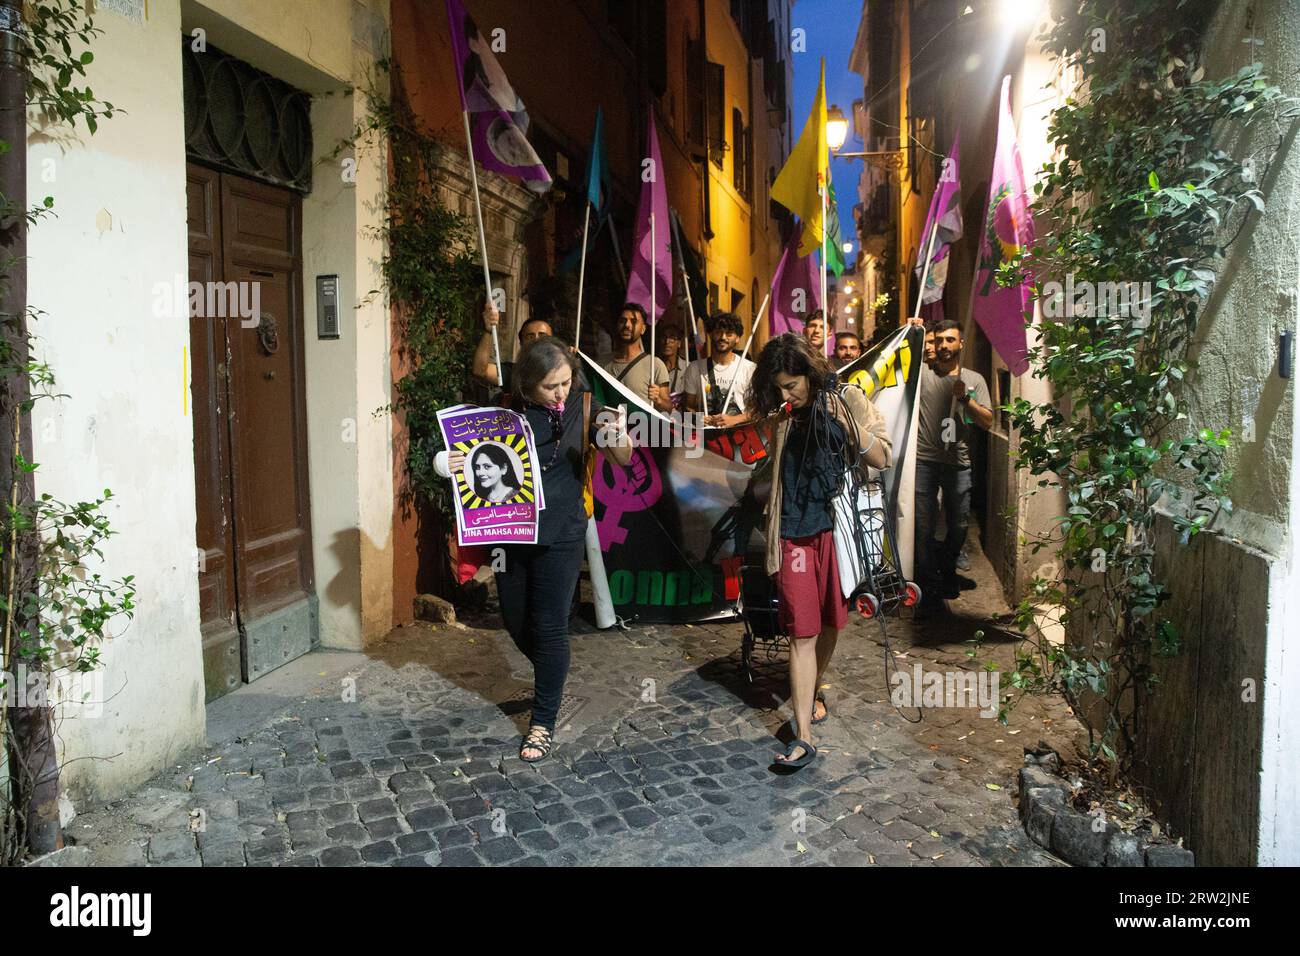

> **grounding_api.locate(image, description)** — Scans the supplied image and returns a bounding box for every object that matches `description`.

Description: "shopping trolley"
[835,476,923,620]
[737,562,788,684]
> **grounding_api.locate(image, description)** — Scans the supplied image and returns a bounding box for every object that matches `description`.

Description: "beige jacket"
[763,385,893,575]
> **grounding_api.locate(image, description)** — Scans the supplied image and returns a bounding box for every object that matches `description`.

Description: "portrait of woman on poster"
[470,442,523,504]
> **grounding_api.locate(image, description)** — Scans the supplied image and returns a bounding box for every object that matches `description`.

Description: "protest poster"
[437,405,543,546]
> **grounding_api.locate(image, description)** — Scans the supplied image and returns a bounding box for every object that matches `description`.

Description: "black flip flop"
[772,738,817,772]
[811,692,829,725]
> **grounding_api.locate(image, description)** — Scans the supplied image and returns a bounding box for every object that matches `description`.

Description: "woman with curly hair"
[747,333,892,770]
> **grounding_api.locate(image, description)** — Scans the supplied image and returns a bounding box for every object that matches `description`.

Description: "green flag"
[823,181,845,277]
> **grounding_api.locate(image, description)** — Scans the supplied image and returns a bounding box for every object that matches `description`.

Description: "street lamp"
[998,0,1045,25]
[826,104,850,152]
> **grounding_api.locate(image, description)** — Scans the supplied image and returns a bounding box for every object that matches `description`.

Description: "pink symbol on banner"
[593,448,663,549]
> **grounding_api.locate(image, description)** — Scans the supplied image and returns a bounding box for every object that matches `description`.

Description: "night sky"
[789,0,866,272]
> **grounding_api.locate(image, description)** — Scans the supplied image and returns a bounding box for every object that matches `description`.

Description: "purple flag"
[915,134,962,306]
[970,77,1035,375]
[770,223,823,336]
[445,0,551,192]
[625,113,672,321]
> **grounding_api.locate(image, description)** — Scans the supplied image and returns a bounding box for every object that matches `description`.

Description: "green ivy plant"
[24,0,118,131]
[1,0,134,864]
[971,0,1293,772]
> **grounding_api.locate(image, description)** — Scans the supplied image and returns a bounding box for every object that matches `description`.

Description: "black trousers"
[494,536,586,731]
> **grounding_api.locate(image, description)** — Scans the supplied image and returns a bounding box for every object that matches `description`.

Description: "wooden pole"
[574,201,592,351]
[912,220,940,321]
[821,181,830,357]
[461,111,503,387]
[720,292,771,415]
[608,211,627,285]
[649,212,656,364]
[670,213,700,365]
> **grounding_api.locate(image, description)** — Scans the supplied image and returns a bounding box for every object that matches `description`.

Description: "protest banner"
[579,324,922,623]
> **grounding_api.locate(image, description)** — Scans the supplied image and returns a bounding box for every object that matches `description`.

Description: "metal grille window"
[183,41,313,193]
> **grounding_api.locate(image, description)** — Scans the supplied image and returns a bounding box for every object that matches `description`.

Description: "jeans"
[914,459,972,600]
[494,536,586,731]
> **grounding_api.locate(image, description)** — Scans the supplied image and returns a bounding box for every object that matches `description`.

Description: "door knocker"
[256,312,279,356]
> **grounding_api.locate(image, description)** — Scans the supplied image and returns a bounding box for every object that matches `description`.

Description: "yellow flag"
[771,59,828,257]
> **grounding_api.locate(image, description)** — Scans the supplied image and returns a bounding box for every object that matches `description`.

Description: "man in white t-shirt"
[683,311,756,428]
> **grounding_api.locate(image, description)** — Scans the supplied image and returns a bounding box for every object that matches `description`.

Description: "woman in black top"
[441,337,632,761]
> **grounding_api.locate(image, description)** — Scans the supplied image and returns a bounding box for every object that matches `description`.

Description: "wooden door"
[187,164,316,702]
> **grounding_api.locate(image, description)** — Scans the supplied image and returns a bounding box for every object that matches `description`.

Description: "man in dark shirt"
[908,318,992,612]
[472,300,553,394]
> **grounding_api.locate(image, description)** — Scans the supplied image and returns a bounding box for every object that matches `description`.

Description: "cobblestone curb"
[1017,765,1194,867]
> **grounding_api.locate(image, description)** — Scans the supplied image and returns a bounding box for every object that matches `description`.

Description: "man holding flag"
[902,131,993,614]
[444,0,552,388]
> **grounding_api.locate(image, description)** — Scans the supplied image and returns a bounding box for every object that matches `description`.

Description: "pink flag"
[445,0,552,191]
[970,77,1034,375]
[625,113,672,321]
[916,134,962,306]
[770,223,823,336]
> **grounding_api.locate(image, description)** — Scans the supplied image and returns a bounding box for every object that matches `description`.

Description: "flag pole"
[461,110,503,387]
[821,181,830,357]
[649,211,657,365]
[721,292,771,416]
[912,220,941,321]
[678,260,698,368]
[671,214,701,362]
[575,200,592,350]
[608,211,627,285]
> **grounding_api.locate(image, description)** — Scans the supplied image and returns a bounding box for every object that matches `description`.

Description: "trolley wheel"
[854,591,879,619]
[903,582,922,608]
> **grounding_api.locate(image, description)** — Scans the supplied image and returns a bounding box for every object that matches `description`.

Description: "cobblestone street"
[68,536,1084,867]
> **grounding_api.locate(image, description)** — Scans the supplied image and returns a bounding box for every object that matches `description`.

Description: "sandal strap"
[781,738,814,760]
[522,727,553,755]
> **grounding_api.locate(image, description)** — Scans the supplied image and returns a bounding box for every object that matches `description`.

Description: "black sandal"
[519,725,553,763]
[812,692,829,725]
[772,738,817,772]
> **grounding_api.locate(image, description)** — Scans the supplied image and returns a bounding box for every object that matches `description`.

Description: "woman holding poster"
[747,334,892,771]
[438,337,632,762]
